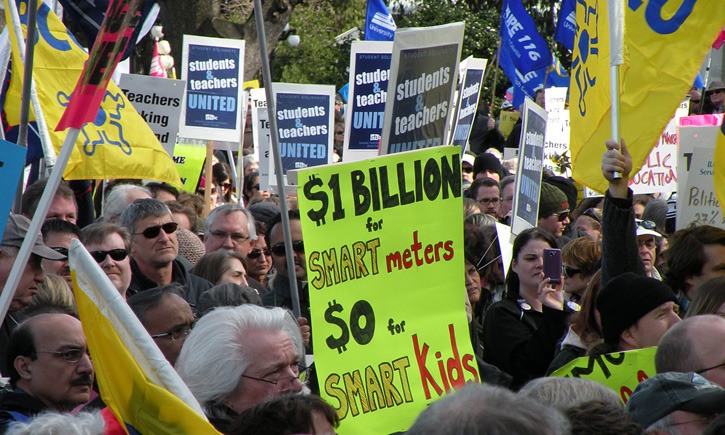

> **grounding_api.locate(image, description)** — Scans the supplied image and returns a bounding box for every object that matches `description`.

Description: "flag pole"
[0,128,80,328]
[489,39,502,115]
[253,0,301,319]
[697,48,712,115]
[608,0,624,179]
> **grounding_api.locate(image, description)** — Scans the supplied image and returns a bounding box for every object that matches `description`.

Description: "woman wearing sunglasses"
[80,222,133,299]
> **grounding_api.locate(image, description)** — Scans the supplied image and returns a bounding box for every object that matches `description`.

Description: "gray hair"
[103,184,152,222]
[645,414,677,435]
[6,411,104,435]
[205,204,257,240]
[175,305,303,414]
[498,174,516,193]
[518,377,622,411]
[407,383,571,435]
[119,198,172,234]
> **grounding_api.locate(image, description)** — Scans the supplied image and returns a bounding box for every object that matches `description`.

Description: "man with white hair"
[175,304,304,433]
[204,204,257,258]
[101,184,152,222]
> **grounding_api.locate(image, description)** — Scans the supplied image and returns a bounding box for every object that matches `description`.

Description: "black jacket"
[0,387,47,431]
[128,257,213,306]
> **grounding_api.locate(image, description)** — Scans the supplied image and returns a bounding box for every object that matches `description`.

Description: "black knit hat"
[473,153,504,179]
[596,273,677,344]
[538,182,568,219]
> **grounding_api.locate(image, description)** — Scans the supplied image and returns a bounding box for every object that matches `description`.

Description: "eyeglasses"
[134,222,178,239]
[635,219,657,230]
[209,229,249,243]
[248,248,272,259]
[712,90,724,95]
[150,322,195,341]
[552,211,570,222]
[582,207,602,223]
[270,240,304,257]
[696,361,725,375]
[241,365,310,386]
[564,266,581,278]
[690,99,701,104]
[35,348,90,363]
[252,184,261,190]
[478,197,500,205]
[221,182,231,189]
[462,166,473,174]
[89,248,128,263]
[50,247,69,258]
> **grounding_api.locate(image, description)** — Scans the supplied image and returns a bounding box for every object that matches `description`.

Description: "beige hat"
[2,214,65,260]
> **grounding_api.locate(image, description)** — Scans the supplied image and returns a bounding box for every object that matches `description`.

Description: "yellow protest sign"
[498,111,520,140]
[297,146,478,434]
[172,143,207,193]
[551,347,656,405]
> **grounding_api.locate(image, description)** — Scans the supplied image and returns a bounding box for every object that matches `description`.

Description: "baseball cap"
[635,219,662,238]
[2,214,65,260]
[626,372,725,428]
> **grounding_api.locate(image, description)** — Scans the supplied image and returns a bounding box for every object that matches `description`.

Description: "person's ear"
[14,355,33,380]
[620,325,639,349]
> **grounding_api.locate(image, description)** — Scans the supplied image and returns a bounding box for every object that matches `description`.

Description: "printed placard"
[344,41,393,162]
[542,109,571,177]
[180,35,245,142]
[298,146,478,434]
[379,23,465,154]
[551,347,657,405]
[451,56,488,152]
[119,74,185,156]
[270,83,335,189]
[172,142,207,192]
[511,99,547,236]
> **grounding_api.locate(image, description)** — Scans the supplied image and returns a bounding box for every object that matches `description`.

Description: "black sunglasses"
[270,240,304,257]
[134,222,178,239]
[564,266,580,278]
[50,247,69,258]
[247,248,272,259]
[635,219,657,230]
[89,249,128,263]
[553,211,570,222]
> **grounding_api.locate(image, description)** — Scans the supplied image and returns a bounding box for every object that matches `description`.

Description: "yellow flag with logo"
[3,0,180,185]
[570,0,725,194]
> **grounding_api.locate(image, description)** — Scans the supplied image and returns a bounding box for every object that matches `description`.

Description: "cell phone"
[543,248,562,285]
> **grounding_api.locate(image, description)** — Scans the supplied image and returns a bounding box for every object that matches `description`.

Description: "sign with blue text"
[512,99,547,236]
[344,41,393,162]
[179,35,245,142]
[270,83,335,189]
[379,23,465,155]
[451,56,487,152]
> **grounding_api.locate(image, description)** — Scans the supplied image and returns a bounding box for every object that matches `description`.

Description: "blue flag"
[57,0,157,60]
[498,47,544,108]
[554,0,576,51]
[499,0,550,74]
[365,0,396,41]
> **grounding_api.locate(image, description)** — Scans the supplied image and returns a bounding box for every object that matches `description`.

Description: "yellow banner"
[498,111,520,140]
[298,147,478,434]
[172,143,207,192]
[551,347,656,405]
[3,0,180,185]
[570,0,725,193]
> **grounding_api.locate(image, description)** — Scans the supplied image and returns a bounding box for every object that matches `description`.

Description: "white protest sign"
[543,109,570,177]
[250,88,267,163]
[119,74,185,156]
[677,125,723,229]
[544,87,567,112]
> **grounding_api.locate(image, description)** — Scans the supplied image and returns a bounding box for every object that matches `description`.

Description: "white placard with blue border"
[343,41,393,163]
[179,35,245,142]
[451,56,487,152]
[269,83,335,190]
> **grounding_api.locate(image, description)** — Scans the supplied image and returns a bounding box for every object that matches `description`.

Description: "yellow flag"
[570,0,725,193]
[70,239,219,434]
[3,0,180,185]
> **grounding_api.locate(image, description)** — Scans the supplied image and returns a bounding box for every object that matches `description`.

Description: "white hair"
[6,411,104,435]
[102,184,152,222]
[174,305,303,413]
[205,204,257,240]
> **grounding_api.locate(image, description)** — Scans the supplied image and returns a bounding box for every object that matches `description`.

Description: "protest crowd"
[1,0,725,434]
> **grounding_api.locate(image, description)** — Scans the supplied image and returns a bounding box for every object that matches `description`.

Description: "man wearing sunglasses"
[0,313,94,430]
[536,182,571,248]
[120,199,212,305]
[81,222,133,299]
[40,219,82,287]
[0,215,66,376]
[262,210,310,324]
